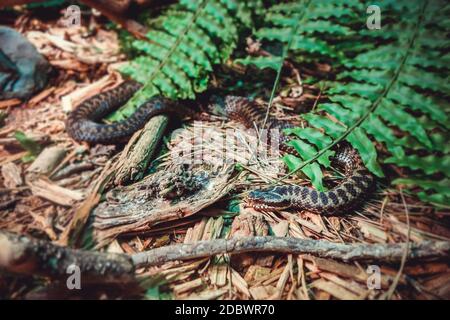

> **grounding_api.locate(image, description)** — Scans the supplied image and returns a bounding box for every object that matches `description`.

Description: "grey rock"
[0,26,52,100]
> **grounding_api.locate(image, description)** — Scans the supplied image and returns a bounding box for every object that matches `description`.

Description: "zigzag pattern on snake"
[66,80,374,214]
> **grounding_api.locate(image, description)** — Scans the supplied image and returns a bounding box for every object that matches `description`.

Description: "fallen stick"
[131,236,450,267]
[0,231,135,284]
[1,231,449,283]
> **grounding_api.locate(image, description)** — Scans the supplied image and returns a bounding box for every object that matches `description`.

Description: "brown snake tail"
[66,80,374,214]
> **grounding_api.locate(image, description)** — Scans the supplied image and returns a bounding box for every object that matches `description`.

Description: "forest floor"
[0,8,449,300]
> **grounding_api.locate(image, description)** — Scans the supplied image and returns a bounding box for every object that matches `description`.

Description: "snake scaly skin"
[66,80,183,143]
[210,96,374,214]
[66,80,374,214]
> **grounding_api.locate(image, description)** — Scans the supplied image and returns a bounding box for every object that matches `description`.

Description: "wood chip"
[249,285,277,300]
[184,288,228,300]
[1,162,23,188]
[27,145,67,176]
[61,74,117,113]
[358,220,388,242]
[29,178,84,206]
[28,87,55,107]
[173,278,204,295]
[275,256,293,299]
[209,263,228,287]
[230,267,250,297]
[0,99,22,109]
[312,279,360,300]
[320,272,368,297]
[304,256,392,288]
[244,265,271,283]
[272,220,289,237]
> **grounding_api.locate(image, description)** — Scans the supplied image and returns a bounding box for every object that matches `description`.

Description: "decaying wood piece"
[57,159,116,247]
[0,231,135,284]
[93,164,237,245]
[113,115,169,185]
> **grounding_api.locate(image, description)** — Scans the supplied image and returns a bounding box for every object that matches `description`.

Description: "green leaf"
[284,127,333,150]
[392,178,450,195]
[235,56,283,71]
[287,139,334,168]
[385,155,450,177]
[14,131,42,161]
[377,98,432,149]
[346,128,384,177]
[417,192,450,207]
[282,154,325,191]
[113,0,248,119]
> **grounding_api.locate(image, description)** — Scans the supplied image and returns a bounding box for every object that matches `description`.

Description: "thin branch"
[131,236,450,268]
[2,231,448,282]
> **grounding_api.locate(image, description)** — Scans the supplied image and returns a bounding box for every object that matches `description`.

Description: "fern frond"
[109,0,256,121]
[240,0,450,204]
[238,0,363,68]
[302,0,449,203]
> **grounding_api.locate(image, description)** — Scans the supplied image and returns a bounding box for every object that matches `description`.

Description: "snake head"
[204,95,248,118]
[245,188,291,211]
[203,95,229,117]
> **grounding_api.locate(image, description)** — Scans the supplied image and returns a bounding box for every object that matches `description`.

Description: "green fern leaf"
[109,0,256,121]
[248,0,449,206]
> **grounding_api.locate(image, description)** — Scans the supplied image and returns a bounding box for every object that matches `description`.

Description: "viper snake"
[66,80,374,214]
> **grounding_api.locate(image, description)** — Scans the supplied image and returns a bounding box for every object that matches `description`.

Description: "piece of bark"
[312,279,360,300]
[28,178,84,206]
[1,162,23,188]
[57,159,116,247]
[0,99,22,109]
[27,145,67,176]
[304,256,393,288]
[113,115,169,185]
[51,162,95,180]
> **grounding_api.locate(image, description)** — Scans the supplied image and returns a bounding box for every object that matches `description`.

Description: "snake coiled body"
[66,81,183,143]
[245,149,374,214]
[213,96,374,214]
[66,80,374,214]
